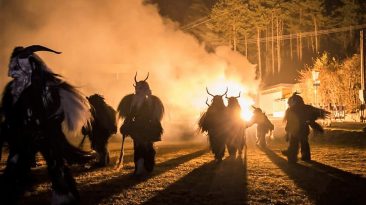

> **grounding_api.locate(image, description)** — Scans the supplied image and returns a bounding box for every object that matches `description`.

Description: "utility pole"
[359,30,366,122]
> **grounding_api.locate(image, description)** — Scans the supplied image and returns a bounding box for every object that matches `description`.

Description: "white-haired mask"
[8,45,61,103]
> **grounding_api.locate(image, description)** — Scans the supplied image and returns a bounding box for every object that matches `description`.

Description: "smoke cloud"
[0,0,258,141]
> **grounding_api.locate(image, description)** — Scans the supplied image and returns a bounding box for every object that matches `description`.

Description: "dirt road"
[2,133,366,205]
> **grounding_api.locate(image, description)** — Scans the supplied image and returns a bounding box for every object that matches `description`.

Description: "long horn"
[206,87,214,97]
[235,91,241,98]
[134,72,138,84]
[144,72,149,81]
[221,87,228,97]
[251,105,258,110]
[206,98,210,106]
[19,45,61,58]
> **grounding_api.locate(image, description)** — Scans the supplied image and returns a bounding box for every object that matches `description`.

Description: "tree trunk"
[299,8,303,61]
[276,17,281,73]
[271,12,275,75]
[297,33,300,60]
[266,28,269,51]
[290,33,293,60]
[233,24,237,51]
[265,28,269,76]
[309,37,312,50]
[245,34,248,56]
[300,32,303,62]
[313,16,319,53]
[257,27,262,80]
[290,33,294,60]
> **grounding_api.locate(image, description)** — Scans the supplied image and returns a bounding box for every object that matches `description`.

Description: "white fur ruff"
[58,88,92,136]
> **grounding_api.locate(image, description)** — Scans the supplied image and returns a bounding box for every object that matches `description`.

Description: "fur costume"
[282,93,329,163]
[81,94,117,166]
[117,72,164,175]
[225,93,246,157]
[247,106,274,148]
[0,45,94,204]
[198,88,228,162]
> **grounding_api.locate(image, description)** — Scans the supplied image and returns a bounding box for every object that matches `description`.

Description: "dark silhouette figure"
[198,87,228,163]
[81,94,117,167]
[225,92,246,157]
[117,72,164,176]
[0,45,94,204]
[281,93,329,163]
[246,106,274,148]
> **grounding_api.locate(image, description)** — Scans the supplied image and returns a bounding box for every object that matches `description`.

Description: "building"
[259,83,298,118]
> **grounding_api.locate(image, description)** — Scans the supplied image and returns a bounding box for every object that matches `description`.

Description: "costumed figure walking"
[225,92,246,158]
[81,94,117,167]
[0,45,94,204]
[246,106,274,148]
[117,72,164,176]
[281,93,329,163]
[198,87,228,163]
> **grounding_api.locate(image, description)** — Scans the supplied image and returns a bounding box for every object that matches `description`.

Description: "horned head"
[251,105,263,113]
[206,87,228,108]
[133,72,151,96]
[287,92,304,107]
[206,87,228,97]
[225,91,241,99]
[205,98,210,106]
[226,92,241,107]
[11,45,61,59]
[8,45,61,79]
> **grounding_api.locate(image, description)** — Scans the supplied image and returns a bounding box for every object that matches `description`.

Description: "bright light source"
[312,70,320,82]
[241,109,253,121]
[208,78,255,121]
[273,111,285,118]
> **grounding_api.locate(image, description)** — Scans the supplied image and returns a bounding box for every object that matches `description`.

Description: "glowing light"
[240,104,254,121]
[273,111,285,118]
[207,78,255,121]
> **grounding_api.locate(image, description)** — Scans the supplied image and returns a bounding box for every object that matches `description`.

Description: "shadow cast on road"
[143,150,248,205]
[19,144,203,188]
[263,148,366,205]
[19,149,208,205]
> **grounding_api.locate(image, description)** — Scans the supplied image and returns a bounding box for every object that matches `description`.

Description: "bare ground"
[1,129,366,205]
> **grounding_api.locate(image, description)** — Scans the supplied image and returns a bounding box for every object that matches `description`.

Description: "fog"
[0,0,258,141]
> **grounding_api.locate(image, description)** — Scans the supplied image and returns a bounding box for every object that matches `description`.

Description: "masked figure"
[247,106,274,148]
[81,94,117,167]
[117,72,164,176]
[281,93,329,163]
[0,45,94,204]
[198,87,228,163]
[225,93,246,157]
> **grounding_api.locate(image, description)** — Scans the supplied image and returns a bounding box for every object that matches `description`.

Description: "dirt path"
[2,137,366,205]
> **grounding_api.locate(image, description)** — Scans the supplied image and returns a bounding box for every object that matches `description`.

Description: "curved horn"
[206,87,214,97]
[19,45,61,58]
[206,98,210,106]
[235,91,241,98]
[144,72,149,81]
[134,72,138,83]
[225,93,229,99]
[221,87,228,97]
[251,105,258,110]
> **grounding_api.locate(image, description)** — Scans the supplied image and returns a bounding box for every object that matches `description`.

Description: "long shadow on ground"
[263,148,366,205]
[143,151,248,205]
[19,149,208,205]
[15,143,205,188]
